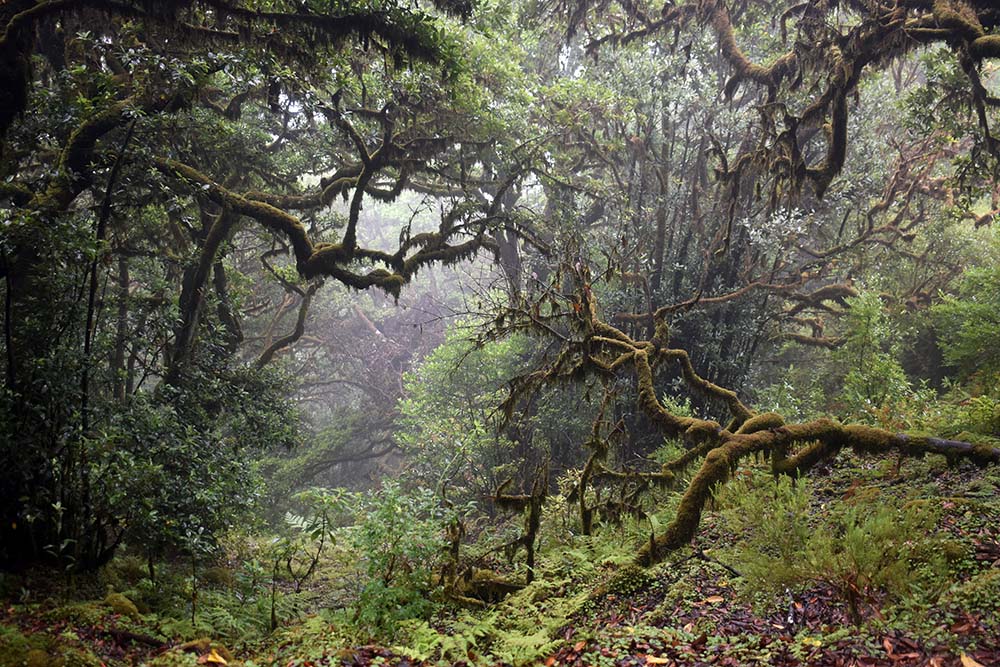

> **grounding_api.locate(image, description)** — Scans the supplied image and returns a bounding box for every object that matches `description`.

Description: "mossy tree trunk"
[510,271,1000,567]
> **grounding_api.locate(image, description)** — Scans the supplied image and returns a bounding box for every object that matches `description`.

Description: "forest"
[1,0,1000,665]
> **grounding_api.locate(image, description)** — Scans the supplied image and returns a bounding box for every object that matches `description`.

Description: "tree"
[0,0,529,570]
[571,0,1000,201]
[498,266,999,566]
[485,0,1000,565]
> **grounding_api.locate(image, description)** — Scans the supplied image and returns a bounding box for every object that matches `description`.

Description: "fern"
[394,618,490,663]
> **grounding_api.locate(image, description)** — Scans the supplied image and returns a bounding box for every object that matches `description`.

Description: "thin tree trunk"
[112,256,129,402]
[1,250,14,391]
[166,207,238,384]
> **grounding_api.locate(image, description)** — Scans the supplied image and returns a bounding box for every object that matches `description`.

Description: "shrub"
[349,482,448,638]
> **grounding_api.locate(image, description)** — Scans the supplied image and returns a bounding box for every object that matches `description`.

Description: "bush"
[349,482,448,638]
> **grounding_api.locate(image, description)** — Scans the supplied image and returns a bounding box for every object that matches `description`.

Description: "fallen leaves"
[198,648,228,665]
[960,654,986,667]
[695,595,725,605]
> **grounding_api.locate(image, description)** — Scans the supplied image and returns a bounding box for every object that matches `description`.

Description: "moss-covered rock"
[598,564,656,597]
[104,592,140,620]
[0,624,32,666]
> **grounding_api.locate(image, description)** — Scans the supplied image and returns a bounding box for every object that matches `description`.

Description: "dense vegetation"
[2,0,1000,665]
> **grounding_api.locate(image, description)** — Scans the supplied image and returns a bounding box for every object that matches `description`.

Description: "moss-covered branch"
[31,94,183,211]
[1,0,451,141]
[511,274,1000,567]
[255,282,320,369]
[579,0,1000,198]
[637,419,1000,565]
[495,466,548,584]
[155,157,504,304]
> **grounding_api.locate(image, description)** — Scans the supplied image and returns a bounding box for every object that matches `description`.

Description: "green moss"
[600,564,655,597]
[57,647,102,667]
[932,0,985,39]
[736,412,785,434]
[638,442,742,566]
[25,649,50,667]
[684,420,721,445]
[0,624,32,666]
[844,423,896,454]
[970,442,999,465]
[44,602,107,625]
[145,651,200,667]
[972,34,1000,59]
[940,539,968,563]
[104,592,140,620]
[940,569,1000,616]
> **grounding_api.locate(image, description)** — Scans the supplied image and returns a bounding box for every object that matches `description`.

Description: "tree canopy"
[2,1,1000,664]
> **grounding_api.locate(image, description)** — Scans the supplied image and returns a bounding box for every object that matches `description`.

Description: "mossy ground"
[1,455,998,666]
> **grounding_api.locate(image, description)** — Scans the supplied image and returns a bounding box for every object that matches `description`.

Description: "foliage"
[3,0,1000,664]
[347,482,449,638]
[398,326,527,499]
[399,324,592,502]
[933,248,1000,381]
[834,291,916,421]
[720,473,952,625]
[112,374,289,562]
[277,488,353,589]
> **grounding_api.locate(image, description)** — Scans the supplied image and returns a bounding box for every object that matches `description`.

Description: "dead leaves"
[197,648,228,665]
[694,595,725,605]
[882,636,920,662]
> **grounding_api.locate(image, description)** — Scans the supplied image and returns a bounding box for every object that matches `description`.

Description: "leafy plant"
[720,474,951,625]
[933,245,1000,380]
[348,482,448,638]
[836,291,914,421]
[266,488,354,630]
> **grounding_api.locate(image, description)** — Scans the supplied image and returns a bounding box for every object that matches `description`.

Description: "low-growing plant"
[265,488,354,630]
[720,473,951,625]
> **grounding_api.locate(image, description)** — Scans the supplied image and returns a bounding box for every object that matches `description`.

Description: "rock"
[104,592,140,620]
[0,624,32,665]
[25,648,50,667]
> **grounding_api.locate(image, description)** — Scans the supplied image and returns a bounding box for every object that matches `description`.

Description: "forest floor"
[2,455,999,667]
